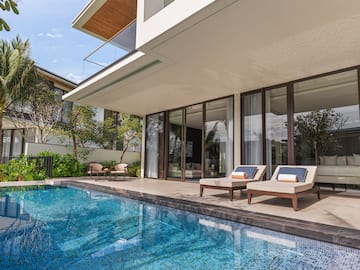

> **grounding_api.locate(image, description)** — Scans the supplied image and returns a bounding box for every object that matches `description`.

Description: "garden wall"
[24,143,140,164]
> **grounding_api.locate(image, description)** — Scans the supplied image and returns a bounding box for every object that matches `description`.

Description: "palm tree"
[0,36,36,160]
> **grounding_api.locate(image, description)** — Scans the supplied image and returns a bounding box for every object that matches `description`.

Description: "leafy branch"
[0,0,19,31]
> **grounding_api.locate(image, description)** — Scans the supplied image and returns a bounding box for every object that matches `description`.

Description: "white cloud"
[67,73,83,83]
[51,59,58,64]
[46,33,64,39]
[37,33,44,37]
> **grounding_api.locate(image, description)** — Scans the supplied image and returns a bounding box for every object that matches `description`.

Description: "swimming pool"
[0,186,359,270]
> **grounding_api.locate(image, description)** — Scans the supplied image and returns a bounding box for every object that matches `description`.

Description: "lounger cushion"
[234,166,258,179]
[200,177,258,188]
[247,181,313,194]
[276,167,307,182]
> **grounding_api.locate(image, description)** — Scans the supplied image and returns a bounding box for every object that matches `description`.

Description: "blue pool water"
[0,186,359,270]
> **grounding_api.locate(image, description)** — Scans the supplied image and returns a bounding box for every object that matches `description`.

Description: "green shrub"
[6,155,46,181]
[101,160,116,168]
[0,164,9,182]
[38,151,86,177]
[128,161,141,177]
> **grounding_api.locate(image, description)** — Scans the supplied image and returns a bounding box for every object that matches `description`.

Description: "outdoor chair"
[110,163,129,177]
[200,165,267,201]
[87,163,107,177]
[247,165,320,211]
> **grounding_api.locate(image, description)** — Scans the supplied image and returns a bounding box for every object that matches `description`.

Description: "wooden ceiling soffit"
[83,0,136,40]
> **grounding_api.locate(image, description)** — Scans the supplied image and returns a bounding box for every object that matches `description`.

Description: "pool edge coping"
[61,180,360,249]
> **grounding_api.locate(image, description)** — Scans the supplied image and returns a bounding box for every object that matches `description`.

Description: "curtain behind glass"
[265,87,288,175]
[145,113,164,178]
[205,97,233,177]
[243,93,263,165]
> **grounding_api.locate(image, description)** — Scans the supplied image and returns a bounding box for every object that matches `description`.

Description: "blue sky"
[1,0,103,83]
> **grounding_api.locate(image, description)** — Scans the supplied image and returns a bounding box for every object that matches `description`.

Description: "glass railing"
[82,21,136,78]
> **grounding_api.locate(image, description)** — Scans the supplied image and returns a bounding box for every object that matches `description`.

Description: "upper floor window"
[144,0,175,21]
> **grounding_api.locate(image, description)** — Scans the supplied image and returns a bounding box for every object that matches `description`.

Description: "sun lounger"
[200,165,266,201]
[87,163,107,177]
[247,165,320,211]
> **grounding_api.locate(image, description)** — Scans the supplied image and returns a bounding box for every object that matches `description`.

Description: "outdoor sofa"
[200,165,267,201]
[247,165,320,211]
[110,163,129,177]
[87,163,107,177]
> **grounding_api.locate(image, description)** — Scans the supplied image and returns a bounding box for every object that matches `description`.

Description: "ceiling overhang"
[66,0,360,116]
[73,0,137,40]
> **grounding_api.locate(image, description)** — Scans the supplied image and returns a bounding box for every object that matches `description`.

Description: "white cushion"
[337,156,347,166]
[277,174,298,182]
[231,171,247,179]
[322,155,337,165]
[353,153,360,165]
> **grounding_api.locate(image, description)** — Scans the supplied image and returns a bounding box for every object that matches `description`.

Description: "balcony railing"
[83,21,136,78]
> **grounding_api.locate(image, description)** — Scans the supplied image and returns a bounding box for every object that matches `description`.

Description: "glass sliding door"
[265,87,288,175]
[294,70,360,165]
[12,130,23,157]
[243,92,263,165]
[167,109,184,179]
[185,104,203,180]
[145,113,164,178]
[204,97,233,178]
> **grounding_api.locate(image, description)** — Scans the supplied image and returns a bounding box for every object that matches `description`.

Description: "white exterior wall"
[25,143,140,164]
[234,93,241,166]
[136,0,215,48]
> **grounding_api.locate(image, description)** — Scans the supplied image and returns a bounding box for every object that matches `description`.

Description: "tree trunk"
[314,140,319,165]
[0,115,3,162]
[120,142,128,163]
[72,133,78,160]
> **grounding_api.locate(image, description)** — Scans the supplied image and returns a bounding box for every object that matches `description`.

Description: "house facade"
[1,66,77,161]
[1,66,133,163]
[65,0,360,183]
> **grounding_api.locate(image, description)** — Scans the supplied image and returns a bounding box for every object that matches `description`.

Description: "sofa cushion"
[353,153,360,165]
[276,167,307,183]
[234,166,258,179]
[337,156,347,166]
[321,155,337,165]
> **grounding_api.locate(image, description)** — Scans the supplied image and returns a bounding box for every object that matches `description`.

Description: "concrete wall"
[24,143,141,164]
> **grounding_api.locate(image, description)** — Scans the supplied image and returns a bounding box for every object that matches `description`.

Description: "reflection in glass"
[205,97,233,177]
[243,93,263,165]
[2,130,11,158]
[294,70,360,165]
[12,129,23,157]
[167,109,183,178]
[185,105,203,180]
[146,113,164,178]
[265,87,288,175]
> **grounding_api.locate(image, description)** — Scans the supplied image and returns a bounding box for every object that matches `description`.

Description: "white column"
[140,116,146,178]
[234,93,241,166]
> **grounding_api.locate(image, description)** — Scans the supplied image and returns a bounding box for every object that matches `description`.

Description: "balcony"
[83,21,136,77]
